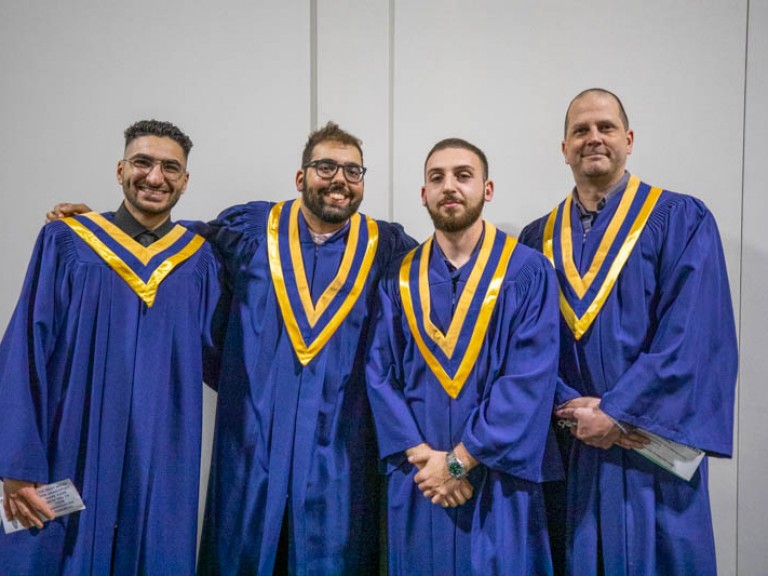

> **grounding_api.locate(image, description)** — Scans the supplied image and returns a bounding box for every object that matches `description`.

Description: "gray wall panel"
[316,0,393,221]
[738,0,768,572]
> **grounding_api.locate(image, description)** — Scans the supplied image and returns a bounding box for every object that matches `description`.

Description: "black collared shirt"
[112,203,174,247]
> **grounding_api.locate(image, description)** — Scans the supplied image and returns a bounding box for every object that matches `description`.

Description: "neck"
[573,171,625,211]
[123,202,170,231]
[299,203,348,235]
[433,219,484,269]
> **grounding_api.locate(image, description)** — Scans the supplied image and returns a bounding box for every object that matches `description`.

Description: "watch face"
[447,453,466,479]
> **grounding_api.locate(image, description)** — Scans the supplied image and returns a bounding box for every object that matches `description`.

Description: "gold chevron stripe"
[267,201,379,366]
[81,212,188,265]
[287,200,362,327]
[560,175,641,298]
[62,217,205,307]
[400,229,516,398]
[418,225,496,358]
[544,182,662,339]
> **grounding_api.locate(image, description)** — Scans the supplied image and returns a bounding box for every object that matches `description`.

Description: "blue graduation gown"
[197,200,416,575]
[520,177,738,576]
[0,213,222,575]
[366,224,562,576]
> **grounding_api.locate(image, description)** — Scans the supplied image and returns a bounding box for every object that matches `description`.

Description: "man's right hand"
[2,478,56,529]
[45,202,91,223]
[412,448,474,508]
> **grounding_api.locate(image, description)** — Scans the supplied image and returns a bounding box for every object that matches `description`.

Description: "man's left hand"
[570,405,622,449]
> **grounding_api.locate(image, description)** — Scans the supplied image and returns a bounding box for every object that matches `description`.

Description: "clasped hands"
[405,443,474,509]
[555,396,649,450]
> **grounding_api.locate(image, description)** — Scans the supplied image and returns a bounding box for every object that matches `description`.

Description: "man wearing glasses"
[46,122,415,573]
[0,120,222,574]
[194,122,416,574]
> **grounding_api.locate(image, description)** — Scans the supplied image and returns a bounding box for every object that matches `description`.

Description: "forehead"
[567,93,623,126]
[426,147,482,171]
[310,141,362,164]
[125,135,186,161]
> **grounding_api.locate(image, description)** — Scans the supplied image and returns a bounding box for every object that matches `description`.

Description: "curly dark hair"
[301,122,363,167]
[124,119,193,158]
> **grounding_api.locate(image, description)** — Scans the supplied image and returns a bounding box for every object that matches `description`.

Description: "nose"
[331,166,347,185]
[144,162,165,185]
[586,126,602,143]
[443,173,458,191]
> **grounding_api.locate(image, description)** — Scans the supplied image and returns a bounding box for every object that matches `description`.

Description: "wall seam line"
[310,0,318,130]
[388,0,396,222]
[735,1,751,573]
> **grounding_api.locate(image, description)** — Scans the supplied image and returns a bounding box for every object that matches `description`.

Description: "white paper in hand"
[1,479,85,534]
[632,429,705,481]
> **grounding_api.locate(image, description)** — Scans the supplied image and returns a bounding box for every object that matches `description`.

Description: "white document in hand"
[1,479,85,535]
[632,429,705,482]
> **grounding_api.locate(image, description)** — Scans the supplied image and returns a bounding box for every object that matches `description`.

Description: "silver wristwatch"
[446,450,467,480]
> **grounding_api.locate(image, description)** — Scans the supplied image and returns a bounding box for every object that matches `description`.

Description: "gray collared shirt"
[572,171,630,232]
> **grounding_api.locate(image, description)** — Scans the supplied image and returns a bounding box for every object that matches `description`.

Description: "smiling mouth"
[138,187,170,199]
[321,186,350,204]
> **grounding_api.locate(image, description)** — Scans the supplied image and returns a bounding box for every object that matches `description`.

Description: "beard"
[123,179,182,215]
[301,182,362,224]
[426,196,485,233]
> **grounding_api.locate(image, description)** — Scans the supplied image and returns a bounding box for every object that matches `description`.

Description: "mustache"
[321,182,348,195]
[136,181,171,192]
[439,195,464,206]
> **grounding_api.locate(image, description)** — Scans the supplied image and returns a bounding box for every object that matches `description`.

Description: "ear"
[295,169,305,192]
[420,186,427,206]
[625,129,635,156]
[561,140,568,164]
[179,172,190,195]
[117,159,125,184]
[484,179,494,202]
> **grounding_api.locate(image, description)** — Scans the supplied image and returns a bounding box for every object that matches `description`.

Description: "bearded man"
[366,138,562,575]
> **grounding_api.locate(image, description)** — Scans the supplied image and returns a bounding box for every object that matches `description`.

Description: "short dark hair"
[564,88,630,137]
[301,121,363,166]
[424,138,489,179]
[124,120,193,158]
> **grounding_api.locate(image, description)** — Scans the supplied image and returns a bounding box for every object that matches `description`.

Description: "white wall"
[1,1,764,573]
[738,0,768,572]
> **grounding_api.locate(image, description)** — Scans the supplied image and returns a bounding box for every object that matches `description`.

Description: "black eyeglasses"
[123,156,186,181]
[303,159,367,183]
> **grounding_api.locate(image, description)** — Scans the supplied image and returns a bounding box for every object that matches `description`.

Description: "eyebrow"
[427,164,476,174]
[129,153,182,163]
[311,157,363,166]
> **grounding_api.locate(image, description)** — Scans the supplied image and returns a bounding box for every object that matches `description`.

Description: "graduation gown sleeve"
[460,251,562,482]
[366,260,426,470]
[0,224,71,483]
[598,195,737,456]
